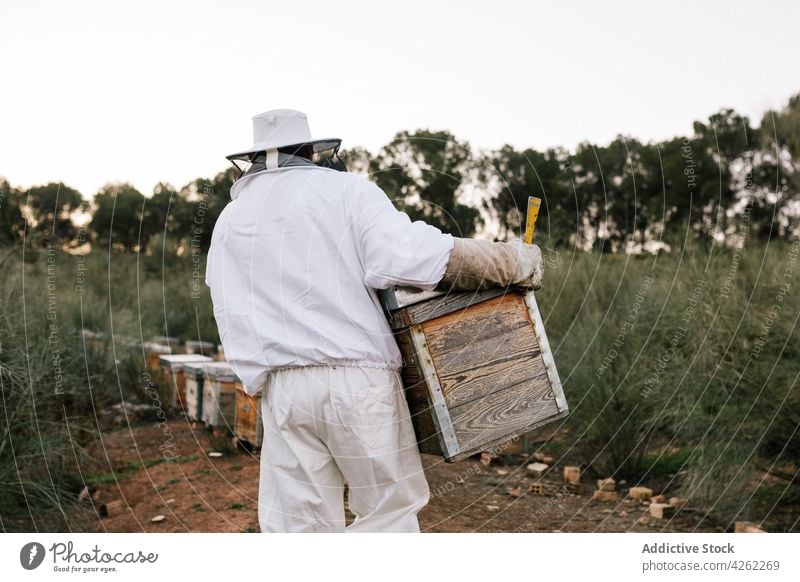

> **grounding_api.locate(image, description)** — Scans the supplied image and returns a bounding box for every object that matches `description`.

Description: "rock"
[165,498,176,505]
[532,452,547,462]
[563,466,581,484]
[734,521,766,533]
[495,468,509,476]
[105,500,127,515]
[78,486,92,502]
[485,477,503,486]
[526,462,549,477]
[649,503,675,519]
[542,455,555,464]
[480,451,493,465]
[596,477,616,492]
[151,514,167,523]
[508,487,523,498]
[486,505,500,511]
[600,508,614,514]
[628,486,653,501]
[591,490,620,502]
[208,451,223,458]
[619,510,628,517]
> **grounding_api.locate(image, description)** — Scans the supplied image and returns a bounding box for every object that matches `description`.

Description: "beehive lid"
[81,329,105,339]
[378,287,445,311]
[185,340,216,350]
[380,286,512,329]
[159,354,213,370]
[202,362,239,382]
[143,342,172,354]
[183,361,209,377]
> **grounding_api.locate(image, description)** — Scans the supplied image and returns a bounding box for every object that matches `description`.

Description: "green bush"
[0,244,218,531]
[537,237,800,531]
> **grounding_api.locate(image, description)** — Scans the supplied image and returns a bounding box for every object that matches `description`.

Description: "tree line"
[1,94,798,255]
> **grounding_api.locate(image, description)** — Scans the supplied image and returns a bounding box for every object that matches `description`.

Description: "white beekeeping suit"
[206,109,543,533]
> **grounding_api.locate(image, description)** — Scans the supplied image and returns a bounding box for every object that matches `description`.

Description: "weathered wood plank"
[438,348,547,409]
[395,328,445,455]
[405,395,443,455]
[408,325,462,458]
[394,329,429,402]
[421,292,528,344]
[447,407,569,462]
[421,292,547,408]
[448,371,560,454]
[429,328,541,377]
[390,288,509,329]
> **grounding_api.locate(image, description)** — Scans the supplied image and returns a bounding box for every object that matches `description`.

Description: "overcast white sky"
[1,0,799,198]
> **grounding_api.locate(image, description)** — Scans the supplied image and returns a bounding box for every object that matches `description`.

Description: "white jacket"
[205,165,454,395]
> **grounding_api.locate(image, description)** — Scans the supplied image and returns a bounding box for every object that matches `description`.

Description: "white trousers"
[258,366,430,532]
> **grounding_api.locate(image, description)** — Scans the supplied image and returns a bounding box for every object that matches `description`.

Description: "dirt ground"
[78,418,721,533]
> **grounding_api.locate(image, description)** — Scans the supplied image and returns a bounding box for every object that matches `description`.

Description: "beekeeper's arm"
[352,180,543,292]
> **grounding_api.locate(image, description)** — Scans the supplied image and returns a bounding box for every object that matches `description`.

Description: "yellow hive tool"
[524,196,541,244]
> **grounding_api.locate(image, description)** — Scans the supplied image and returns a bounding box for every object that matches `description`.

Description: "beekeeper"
[205,109,544,533]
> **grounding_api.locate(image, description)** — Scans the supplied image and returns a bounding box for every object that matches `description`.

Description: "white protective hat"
[225,109,341,161]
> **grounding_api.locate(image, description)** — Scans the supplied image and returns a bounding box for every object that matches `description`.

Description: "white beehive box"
[159,354,213,411]
[183,361,208,421]
[200,362,239,429]
[234,386,263,447]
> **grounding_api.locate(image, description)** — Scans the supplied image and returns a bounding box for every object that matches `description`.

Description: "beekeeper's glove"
[436,237,544,292]
[508,237,543,290]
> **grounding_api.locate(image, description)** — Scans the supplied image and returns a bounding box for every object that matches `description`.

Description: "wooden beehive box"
[184,340,216,355]
[153,335,181,350]
[144,342,172,371]
[380,286,568,462]
[200,362,239,429]
[159,354,213,411]
[234,386,263,447]
[183,361,208,421]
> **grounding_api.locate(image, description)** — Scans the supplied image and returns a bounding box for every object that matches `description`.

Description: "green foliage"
[89,183,146,252]
[535,238,800,530]
[0,178,25,246]
[370,130,479,237]
[0,245,217,531]
[24,182,84,248]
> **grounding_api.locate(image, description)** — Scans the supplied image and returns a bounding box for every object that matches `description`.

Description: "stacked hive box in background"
[235,386,263,447]
[153,336,180,350]
[214,344,226,362]
[184,361,208,421]
[184,340,216,356]
[201,362,239,429]
[144,342,172,371]
[380,287,568,462]
[159,354,213,411]
[81,329,106,351]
